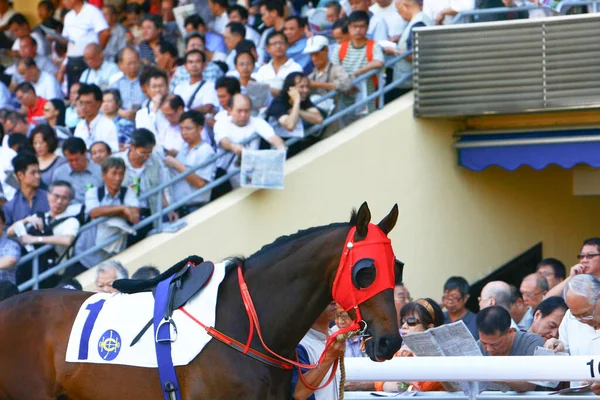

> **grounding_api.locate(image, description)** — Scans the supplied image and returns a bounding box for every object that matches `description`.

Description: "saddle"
[112,255,215,346]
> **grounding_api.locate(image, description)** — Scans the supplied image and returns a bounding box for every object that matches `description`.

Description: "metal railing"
[16,51,413,291]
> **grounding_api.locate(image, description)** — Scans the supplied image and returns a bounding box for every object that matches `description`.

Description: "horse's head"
[332,203,403,361]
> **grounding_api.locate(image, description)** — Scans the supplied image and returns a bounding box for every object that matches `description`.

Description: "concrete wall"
[80,95,600,298]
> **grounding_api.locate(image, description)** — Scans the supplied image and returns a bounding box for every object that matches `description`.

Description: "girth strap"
[153,275,182,400]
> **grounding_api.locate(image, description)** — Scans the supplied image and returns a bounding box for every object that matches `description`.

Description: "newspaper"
[246,81,270,110]
[402,321,510,393]
[173,4,196,37]
[240,149,286,190]
[38,24,72,43]
[530,346,568,389]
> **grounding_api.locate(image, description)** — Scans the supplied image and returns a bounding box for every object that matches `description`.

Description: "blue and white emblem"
[98,329,121,361]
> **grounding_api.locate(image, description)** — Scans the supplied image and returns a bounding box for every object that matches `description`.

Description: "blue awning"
[456,129,600,171]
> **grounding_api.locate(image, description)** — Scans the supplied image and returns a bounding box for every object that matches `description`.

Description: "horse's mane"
[224,208,358,271]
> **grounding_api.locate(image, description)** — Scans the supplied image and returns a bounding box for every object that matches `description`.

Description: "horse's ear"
[355,202,371,238]
[377,204,398,236]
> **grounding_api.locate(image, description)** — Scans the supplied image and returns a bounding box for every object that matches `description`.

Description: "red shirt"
[27,97,47,125]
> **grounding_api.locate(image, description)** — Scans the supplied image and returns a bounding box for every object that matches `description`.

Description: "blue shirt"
[109,75,147,111]
[444,309,479,340]
[287,36,313,74]
[205,31,227,54]
[3,188,50,227]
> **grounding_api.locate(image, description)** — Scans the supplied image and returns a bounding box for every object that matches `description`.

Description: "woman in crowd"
[42,99,71,140]
[375,298,447,392]
[0,207,21,285]
[102,89,135,151]
[265,71,323,157]
[29,124,67,187]
[65,82,81,130]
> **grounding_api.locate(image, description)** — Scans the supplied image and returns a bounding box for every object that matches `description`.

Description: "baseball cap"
[303,35,329,54]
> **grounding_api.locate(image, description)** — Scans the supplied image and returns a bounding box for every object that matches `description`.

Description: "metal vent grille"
[413,14,600,117]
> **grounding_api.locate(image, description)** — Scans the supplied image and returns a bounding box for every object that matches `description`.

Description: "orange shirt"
[27,97,47,125]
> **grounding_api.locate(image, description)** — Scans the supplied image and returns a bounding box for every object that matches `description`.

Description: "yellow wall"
[79,96,600,298]
[14,0,40,26]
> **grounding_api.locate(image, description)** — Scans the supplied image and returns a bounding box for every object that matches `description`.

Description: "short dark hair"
[476,306,511,335]
[534,296,567,319]
[235,39,256,55]
[125,2,142,14]
[325,1,341,14]
[103,88,123,109]
[228,4,249,20]
[147,68,169,85]
[185,49,206,64]
[62,137,87,155]
[180,110,204,127]
[285,16,306,28]
[164,94,184,111]
[537,258,566,280]
[235,50,256,65]
[131,128,157,148]
[15,82,36,95]
[18,57,37,70]
[443,276,470,297]
[259,0,285,17]
[101,157,126,174]
[12,153,39,175]
[210,0,228,8]
[38,0,55,12]
[400,298,444,329]
[48,180,74,200]
[142,14,163,30]
[0,281,19,302]
[508,285,522,305]
[215,76,241,97]
[348,10,370,25]
[185,33,205,48]
[90,141,112,156]
[30,124,59,154]
[78,83,103,102]
[0,206,5,225]
[332,18,348,34]
[8,13,28,27]
[49,99,66,126]
[266,30,287,46]
[117,46,139,63]
[102,4,117,15]
[132,265,161,280]
[184,14,205,29]
[157,40,178,58]
[9,134,29,150]
[226,21,246,38]
[582,237,600,253]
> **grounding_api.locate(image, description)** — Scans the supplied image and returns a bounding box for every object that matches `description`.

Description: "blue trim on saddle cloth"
[153,276,182,400]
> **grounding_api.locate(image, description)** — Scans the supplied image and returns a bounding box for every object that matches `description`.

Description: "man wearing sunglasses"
[545,274,600,393]
[546,237,600,298]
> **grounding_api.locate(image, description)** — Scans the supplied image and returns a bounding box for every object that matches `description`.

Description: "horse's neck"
[219,227,348,359]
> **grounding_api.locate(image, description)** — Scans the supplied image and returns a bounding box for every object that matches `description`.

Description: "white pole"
[345,356,600,382]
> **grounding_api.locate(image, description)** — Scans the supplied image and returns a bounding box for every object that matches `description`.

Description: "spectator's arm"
[193,104,215,114]
[163,156,208,188]
[505,381,536,392]
[292,341,345,400]
[219,138,244,155]
[309,81,336,91]
[0,256,18,270]
[89,205,130,219]
[19,234,75,247]
[352,60,384,79]
[266,135,286,150]
[299,107,323,125]
[278,101,301,132]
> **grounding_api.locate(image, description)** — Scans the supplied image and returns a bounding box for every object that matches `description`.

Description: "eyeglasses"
[400,317,422,327]
[50,192,70,202]
[267,40,286,47]
[577,253,600,260]
[443,294,464,303]
[336,313,351,320]
[574,298,598,322]
[538,270,555,277]
[523,291,544,299]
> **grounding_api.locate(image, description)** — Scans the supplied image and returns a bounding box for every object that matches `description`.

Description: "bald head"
[520,273,548,309]
[231,93,252,127]
[480,281,512,311]
[84,43,104,70]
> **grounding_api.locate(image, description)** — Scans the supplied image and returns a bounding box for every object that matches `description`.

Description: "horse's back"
[0,289,93,399]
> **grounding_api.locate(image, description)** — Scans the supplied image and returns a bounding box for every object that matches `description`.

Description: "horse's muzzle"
[365,334,402,361]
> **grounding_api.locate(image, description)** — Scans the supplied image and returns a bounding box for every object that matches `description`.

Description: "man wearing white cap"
[304,35,352,137]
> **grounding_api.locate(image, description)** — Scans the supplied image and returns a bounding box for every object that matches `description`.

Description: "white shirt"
[172,141,216,205]
[79,60,120,90]
[370,2,407,38]
[423,0,474,24]
[32,71,64,100]
[296,328,341,400]
[255,58,303,91]
[246,25,261,48]
[0,81,10,109]
[135,106,186,154]
[0,146,16,201]
[74,113,119,152]
[11,31,50,56]
[174,80,219,111]
[210,12,229,35]
[44,210,80,256]
[559,309,600,386]
[63,3,109,57]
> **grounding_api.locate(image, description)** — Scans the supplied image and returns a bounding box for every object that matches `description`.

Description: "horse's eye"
[352,258,377,289]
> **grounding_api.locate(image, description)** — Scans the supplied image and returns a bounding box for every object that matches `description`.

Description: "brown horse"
[0,202,402,399]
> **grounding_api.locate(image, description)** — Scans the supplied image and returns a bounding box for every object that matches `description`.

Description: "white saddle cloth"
[65,261,229,368]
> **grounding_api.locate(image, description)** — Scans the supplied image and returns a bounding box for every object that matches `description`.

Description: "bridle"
[180,223,396,388]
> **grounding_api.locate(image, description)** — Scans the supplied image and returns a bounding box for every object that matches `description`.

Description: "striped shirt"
[109,74,147,110]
